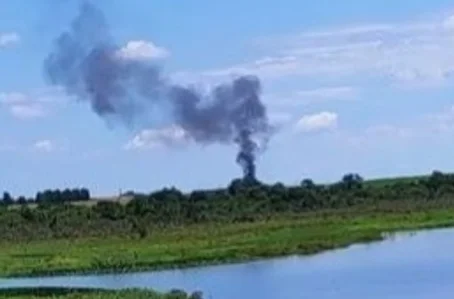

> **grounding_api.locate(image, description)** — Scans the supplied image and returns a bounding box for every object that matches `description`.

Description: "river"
[1,228,454,298]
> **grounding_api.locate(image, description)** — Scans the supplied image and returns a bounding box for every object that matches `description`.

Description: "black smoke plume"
[44,1,271,181]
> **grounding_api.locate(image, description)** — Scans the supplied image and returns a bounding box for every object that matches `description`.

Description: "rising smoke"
[44,1,271,181]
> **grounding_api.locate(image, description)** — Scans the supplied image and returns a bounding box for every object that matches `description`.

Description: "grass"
[364,175,427,188]
[1,205,454,278]
[0,287,198,298]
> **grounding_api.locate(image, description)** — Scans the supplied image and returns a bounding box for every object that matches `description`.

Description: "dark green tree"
[80,188,90,201]
[17,196,27,205]
[341,173,364,190]
[2,192,13,205]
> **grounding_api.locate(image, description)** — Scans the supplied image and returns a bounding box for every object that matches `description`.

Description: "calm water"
[1,228,454,299]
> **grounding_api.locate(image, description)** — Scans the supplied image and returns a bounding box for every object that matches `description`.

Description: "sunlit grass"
[1,207,454,278]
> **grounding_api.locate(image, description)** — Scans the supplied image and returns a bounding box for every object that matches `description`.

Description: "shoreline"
[0,287,200,299]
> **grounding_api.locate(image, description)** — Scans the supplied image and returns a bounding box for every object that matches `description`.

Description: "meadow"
[1,203,454,278]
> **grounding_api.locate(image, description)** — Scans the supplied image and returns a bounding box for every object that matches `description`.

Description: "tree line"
[1,188,90,205]
[1,170,454,241]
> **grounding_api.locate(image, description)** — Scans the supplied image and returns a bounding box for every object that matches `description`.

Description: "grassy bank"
[0,287,201,298]
[1,205,454,278]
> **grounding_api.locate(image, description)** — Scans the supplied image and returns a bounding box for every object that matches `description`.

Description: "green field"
[364,174,430,188]
[0,287,201,299]
[1,206,454,278]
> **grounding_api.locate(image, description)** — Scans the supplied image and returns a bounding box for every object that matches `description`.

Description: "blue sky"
[3,0,454,197]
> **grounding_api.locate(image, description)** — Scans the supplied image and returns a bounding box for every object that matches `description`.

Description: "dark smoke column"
[236,129,257,182]
[228,75,269,182]
[43,1,272,181]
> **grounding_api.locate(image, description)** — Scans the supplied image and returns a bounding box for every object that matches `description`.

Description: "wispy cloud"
[266,86,358,108]
[426,105,454,133]
[0,143,17,152]
[340,104,454,149]
[295,86,357,99]
[10,104,47,119]
[33,140,56,152]
[32,139,68,153]
[0,32,20,48]
[268,111,293,126]
[0,139,68,154]
[185,13,454,88]
[0,87,67,120]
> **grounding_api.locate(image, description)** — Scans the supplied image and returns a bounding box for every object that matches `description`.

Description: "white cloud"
[33,140,56,153]
[117,40,170,61]
[0,32,20,48]
[0,92,47,119]
[0,87,66,120]
[188,13,454,87]
[295,111,338,133]
[124,125,190,150]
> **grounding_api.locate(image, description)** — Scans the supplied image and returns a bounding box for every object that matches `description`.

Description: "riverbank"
[0,287,201,298]
[2,205,454,278]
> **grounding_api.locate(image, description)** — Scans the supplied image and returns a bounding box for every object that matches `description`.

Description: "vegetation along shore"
[2,171,454,277]
[0,287,203,299]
